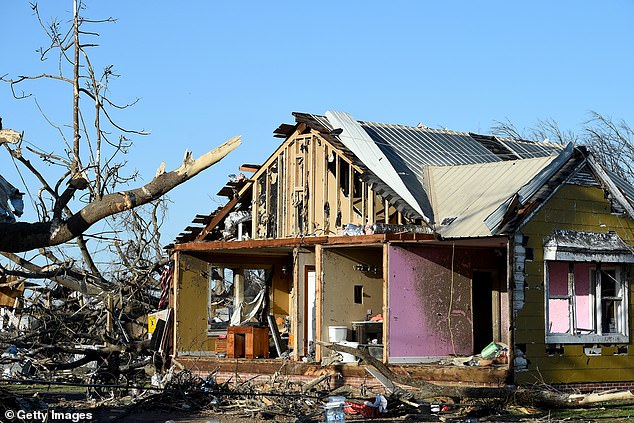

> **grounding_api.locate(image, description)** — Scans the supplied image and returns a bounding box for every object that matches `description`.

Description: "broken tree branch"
[1,251,101,296]
[0,136,241,252]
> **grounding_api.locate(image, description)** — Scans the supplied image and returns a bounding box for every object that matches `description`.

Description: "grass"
[2,382,86,395]
[546,403,634,421]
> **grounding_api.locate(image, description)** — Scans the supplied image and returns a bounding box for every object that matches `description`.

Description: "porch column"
[233,270,245,316]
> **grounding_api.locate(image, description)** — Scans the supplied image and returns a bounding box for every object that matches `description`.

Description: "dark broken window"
[352,169,362,199]
[339,158,350,197]
[354,285,363,304]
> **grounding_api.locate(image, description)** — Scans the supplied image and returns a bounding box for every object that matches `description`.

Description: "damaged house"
[166,111,634,391]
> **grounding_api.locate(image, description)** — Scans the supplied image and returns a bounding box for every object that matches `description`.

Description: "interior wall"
[388,244,507,361]
[175,252,292,355]
[176,253,211,352]
[271,264,291,317]
[293,250,315,355]
[321,248,383,342]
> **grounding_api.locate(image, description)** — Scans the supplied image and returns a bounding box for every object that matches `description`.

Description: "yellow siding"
[517,183,634,384]
[176,254,212,352]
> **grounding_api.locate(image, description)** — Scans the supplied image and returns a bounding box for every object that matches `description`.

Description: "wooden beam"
[252,174,260,239]
[187,253,288,266]
[348,161,354,224]
[192,214,212,225]
[239,163,261,173]
[177,233,435,252]
[368,186,375,223]
[278,154,285,238]
[195,196,240,241]
[309,135,316,233]
[175,236,329,251]
[384,199,389,223]
[323,145,329,231]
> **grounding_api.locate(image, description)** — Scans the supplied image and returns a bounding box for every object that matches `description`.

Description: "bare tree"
[491,117,578,145]
[583,111,634,182]
[492,112,634,182]
[0,1,240,253]
[0,1,238,379]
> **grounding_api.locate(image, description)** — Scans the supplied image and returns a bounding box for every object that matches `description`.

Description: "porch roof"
[173,232,435,252]
[543,229,634,263]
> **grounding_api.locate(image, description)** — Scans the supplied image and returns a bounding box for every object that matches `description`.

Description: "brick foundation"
[551,381,634,393]
[175,356,510,389]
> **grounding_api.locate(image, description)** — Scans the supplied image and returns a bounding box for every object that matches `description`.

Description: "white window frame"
[545,261,629,344]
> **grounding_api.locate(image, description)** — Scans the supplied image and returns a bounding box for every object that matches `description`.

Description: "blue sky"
[1,1,633,245]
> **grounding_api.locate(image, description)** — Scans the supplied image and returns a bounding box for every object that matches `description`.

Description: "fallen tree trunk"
[569,390,634,405]
[0,136,240,253]
[1,251,102,296]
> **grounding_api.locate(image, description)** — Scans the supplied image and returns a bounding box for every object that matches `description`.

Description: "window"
[208,266,270,334]
[354,285,363,304]
[545,261,629,344]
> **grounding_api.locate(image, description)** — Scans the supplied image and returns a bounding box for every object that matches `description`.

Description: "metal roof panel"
[428,156,558,238]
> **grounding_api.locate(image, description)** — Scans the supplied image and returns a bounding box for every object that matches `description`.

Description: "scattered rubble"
[2,355,634,422]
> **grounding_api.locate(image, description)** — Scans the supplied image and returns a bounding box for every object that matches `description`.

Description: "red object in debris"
[344,402,381,418]
[370,313,383,322]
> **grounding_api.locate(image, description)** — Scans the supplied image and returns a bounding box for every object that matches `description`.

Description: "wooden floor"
[174,356,511,388]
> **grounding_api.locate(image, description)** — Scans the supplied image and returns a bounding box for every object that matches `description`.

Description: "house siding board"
[516,183,634,385]
[176,254,211,353]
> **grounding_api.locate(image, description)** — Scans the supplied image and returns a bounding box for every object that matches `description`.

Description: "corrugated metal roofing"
[325,111,432,222]
[361,122,502,166]
[606,169,634,206]
[483,144,575,233]
[428,156,558,238]
[495,137,565,159]
[280,111,581,233]
[317,112,569,229]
